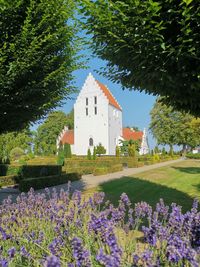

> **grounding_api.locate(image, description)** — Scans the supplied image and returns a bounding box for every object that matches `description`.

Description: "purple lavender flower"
[43,255,60,267]
[8,247,16,258]
[71,237,91,267]
[0,258,8,267]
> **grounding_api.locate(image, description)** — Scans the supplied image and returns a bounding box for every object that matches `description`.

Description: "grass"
[84,160,200,212]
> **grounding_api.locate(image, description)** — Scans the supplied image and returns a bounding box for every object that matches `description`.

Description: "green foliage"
[87,148,92,160]
[20,165,61,179]
[10,147,25,161]
[120,139,140,155]
[93,147,97,160]
[19,173,81,192]
[150,99,200,148]
[128,144,136,157]
[93,167,108,176]
[169,146,174,157]
[115,146,120,157]
[186,153,200,159]
[64,143,72,158]
[162,147,167,155]
[34,111,71,155]
[0,175,18,188]
[96,143,106,156]
[81,0,200,115]
[0,0,80,133]
[0,129,33,160]
[154,146,160,154]
[57,147,65,166]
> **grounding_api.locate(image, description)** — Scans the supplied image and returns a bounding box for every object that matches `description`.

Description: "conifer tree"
[87,148,92,160]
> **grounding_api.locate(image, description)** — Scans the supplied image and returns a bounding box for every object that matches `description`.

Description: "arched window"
[89,138,93,146]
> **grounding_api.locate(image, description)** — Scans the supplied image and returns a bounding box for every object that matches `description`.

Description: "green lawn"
[85,160,200,212]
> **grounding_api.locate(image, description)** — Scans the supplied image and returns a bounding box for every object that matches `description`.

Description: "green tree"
[57,147,65,166]
[34,111,70,155]
[150,99,200,151]
[96,143,106,156]
[154,146,159,154]
[81,0,200,115]
[120,139,140,155]
[93,146,97,160]
[115,146,120,157]
[0,129,33,160]
[64,143,72,158]
[0,0,80,134]
[87,148,92,160]
[162,147,166,155]
[128,144,136,157]
[10,147,25,161]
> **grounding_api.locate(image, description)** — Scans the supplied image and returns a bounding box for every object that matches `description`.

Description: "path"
[0,158,184,203]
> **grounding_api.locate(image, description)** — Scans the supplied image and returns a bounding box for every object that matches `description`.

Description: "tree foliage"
[34,111,71,155]
[96,143,106,156]
[115,146,120,157]
[81,0,200,115]
[150,99,200,149]
[120,139,140,155]
[10,147,25,161]
[0,0,80,133]
[0,129,33,159]
[87,148,92,160]
[64,143,72,158]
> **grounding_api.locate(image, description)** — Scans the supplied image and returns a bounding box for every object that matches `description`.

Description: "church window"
[95,106,97,115]
[89,138,93,146]
[86,98,88,105]
[86,108,88,116]
[94,96,97,104]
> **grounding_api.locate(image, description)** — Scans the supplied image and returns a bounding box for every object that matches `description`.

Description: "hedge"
[20,165,62,178]
[93,167,109,176]
[186,153,200,159]
[19,173,81,192]
[64,166,94,175]
[108,164,123,173]
[0,175,18,188]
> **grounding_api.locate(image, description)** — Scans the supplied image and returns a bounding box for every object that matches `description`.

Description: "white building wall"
[108,105,122,155]
[74,74,109,155]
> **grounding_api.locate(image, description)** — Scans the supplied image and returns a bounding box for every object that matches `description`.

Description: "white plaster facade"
[139,128,149,155]
[74,73,122,155]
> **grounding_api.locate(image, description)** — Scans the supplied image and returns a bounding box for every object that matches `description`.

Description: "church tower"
[74,73,122,155]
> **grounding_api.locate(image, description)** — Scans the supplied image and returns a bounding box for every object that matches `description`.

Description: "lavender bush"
[0,183,199,267]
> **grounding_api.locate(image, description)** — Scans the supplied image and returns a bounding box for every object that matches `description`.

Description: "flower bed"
[0,187,199,266]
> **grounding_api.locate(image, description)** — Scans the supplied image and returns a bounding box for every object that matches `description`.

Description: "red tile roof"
[123,128,143,141]
[96,80,122,111]
[60,130,74,145]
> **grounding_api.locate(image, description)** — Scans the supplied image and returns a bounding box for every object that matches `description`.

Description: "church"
[57,73,149,155]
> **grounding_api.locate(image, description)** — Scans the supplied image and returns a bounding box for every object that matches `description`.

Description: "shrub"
[115,146,120,157]
[186,153,200,159]
[64,143,72,158]
[93,146,97,160]
[93,167,108,176]
[20,165,62,179]
[87,148,92,160]
[108,164,123,173]
[0,175,18,187]
[57,148,65,165]
[10,147,25,161]
[19,173,81,192]
[128,144,136,157]
[96,143,106,156]
[153,154,160,162]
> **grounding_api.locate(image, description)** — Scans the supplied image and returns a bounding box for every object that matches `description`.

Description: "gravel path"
[0,158,184,203]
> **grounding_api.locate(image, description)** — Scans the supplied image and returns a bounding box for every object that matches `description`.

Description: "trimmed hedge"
[0,175,18,188]
[108,164,123,173]
[93,167,109,176]
[20,165,62,178]
[64,166,94,175]
[186,153,200,159]
[19,173,81,192]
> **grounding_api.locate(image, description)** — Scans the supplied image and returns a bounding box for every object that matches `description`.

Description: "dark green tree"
[64,143,72,158]
[96,143,106,156]
[115,146,120,157]
[0,0,80,133]
[87,148,92,160]
[93,146,97,160]
[57,147,65,166]
[34,111,71,155]
[81,0,200,115]
[128,144,136,157]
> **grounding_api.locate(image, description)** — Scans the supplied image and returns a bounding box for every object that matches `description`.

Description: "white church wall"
[108,105,122,155]
[74,74,109,155]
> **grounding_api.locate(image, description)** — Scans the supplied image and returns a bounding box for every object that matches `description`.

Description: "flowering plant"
[0,184,199,266]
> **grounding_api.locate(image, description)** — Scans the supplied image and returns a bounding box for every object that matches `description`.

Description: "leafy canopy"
[0,0,80,133]
[81,0,200,115]
[34,111,73,155]
[150,99,200,148]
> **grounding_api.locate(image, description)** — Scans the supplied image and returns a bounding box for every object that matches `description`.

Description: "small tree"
[57,147,65,166]
[96,143,106,156]
[87,148,92,160]
[128,144,136,157]
[63,143,72,158]
[115,146,120,157]
[154,146,159,154]
[162,147,166,155]
[10,147,25,161]
[93,146,97,160]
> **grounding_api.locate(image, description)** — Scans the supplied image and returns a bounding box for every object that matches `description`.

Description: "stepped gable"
[61,129,74,145]
[123,128,143,141]
[96,80,122,111]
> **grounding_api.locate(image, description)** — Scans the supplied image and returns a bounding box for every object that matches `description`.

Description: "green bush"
[0,175,18,187]
[186,153,200,159]
[57,148,65,165]
[93,167,109,176]
[87,149,92,160]
[64,166,94,175]
[108,164,123,173]
[96,143,106,156]
[115,146,120,157]
[19,173,81,192]
[64,143,72,158]
[20,165,62,178]
[10,147,25,161]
